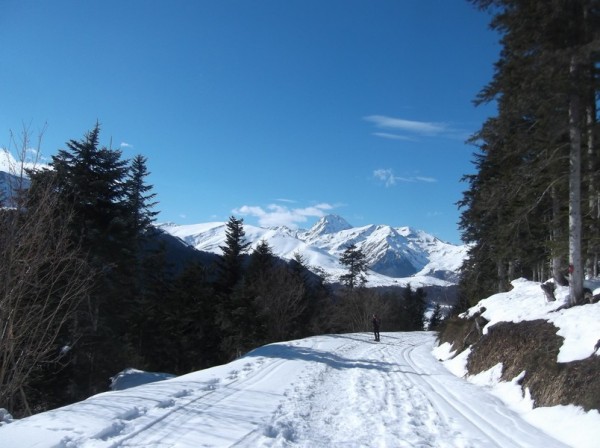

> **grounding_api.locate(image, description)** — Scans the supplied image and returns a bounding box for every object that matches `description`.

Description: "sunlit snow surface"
[0,332,584,448]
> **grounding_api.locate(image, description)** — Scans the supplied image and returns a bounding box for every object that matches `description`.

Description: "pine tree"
[215,216,250,293]
[461,0,600,306]
[428,303,443,331]
[34,124,137,400]
[339,243,368,289]
[50,123,131,260]
[246,239,275,283]
[214,216,255,359]
[125,154,159,242]
[403,285,426,331]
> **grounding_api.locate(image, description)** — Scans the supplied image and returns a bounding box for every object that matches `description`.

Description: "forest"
[457,0,600,310]
[0,125,431,417]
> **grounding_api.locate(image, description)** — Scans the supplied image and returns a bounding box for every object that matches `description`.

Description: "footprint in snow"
[157,398,175,409]
[172,389,192,399]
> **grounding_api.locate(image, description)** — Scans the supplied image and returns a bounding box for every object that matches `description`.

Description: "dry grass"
[439,318,600,411]
[437,311,488,354]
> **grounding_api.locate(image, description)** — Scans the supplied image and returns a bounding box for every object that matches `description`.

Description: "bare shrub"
[0,128,92,415]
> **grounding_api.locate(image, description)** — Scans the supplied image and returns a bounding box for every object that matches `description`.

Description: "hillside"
[160,215,467,289]
[437,278,600,434]
[0,332,585,448]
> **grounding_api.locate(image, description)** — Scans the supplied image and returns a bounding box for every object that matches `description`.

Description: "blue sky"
[0,0,499,244]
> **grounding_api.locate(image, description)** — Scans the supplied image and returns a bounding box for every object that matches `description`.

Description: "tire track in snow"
[251,332,566,448]
[253,333,470,447]
[398,332,568,448]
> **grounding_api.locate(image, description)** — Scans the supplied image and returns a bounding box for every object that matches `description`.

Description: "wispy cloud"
[234,202,335,228]
[365,115,460,140]
[373,169,398,187]
[372,132,417,142]
[120,142,133,149]
[365,115,448,134]
[275,198,297,204]
[414,176,437,183]
[373,169,437,187]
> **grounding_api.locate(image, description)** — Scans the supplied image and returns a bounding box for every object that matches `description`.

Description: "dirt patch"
[437,311,488,354]
[462,319,600,411]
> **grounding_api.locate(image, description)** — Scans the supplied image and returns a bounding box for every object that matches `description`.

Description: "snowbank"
[464,277,600,362]
[110,368,175,391]
[435,278,600,447]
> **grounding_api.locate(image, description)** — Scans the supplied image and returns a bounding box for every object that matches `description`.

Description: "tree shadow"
[245,334,407,372]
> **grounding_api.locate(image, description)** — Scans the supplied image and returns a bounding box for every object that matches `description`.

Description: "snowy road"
[0,332,566,447]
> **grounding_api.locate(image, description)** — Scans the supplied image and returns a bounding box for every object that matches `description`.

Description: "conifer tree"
[125,154,159,242]
[34,124,137,399]
[246,239,275,283]
[214,216,255,359]
[460,0,600,307]
[215,216,250,293]
[403,285,426,331]
[428,303,443,331]
[339,243,368,289]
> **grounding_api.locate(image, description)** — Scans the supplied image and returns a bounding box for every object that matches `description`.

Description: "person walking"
[372,314,381,342]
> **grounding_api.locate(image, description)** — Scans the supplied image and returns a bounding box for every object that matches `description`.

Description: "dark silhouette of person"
[372,314,381,342]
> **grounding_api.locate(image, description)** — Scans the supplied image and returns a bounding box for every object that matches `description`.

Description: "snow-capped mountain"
[160,215,467,288]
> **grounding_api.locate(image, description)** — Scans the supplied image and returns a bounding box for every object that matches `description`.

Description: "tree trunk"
[568,53,584,306]
[497,260,507,292]
[551,186,567,285]
[586,89,599,277]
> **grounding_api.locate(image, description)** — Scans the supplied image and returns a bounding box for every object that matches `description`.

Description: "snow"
[431,277,600,447]
[0,331,586,448]
[159,215,467,288]
[2,277,598,447]
[109,369,175,391]
[464,277,600,362]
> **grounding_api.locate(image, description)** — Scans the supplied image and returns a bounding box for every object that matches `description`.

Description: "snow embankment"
[434,277,600,447]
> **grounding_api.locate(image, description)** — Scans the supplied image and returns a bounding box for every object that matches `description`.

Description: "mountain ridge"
[161,214,467,288]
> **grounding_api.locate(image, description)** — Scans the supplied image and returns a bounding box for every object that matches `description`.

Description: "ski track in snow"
[242,333,563,448]
[0,333,567,448]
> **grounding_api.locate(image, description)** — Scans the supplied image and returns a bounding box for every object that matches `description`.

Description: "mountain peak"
[308,214,352,236]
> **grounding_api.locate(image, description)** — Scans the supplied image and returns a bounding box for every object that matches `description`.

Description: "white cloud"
[234,203,335,228]
[365,115,448,135]
[373,169,398,187]
[120,142,133,149]
[373,169,437,187]
[427,211,443,217]
[414,176,437,183]
[372,132,417,141]
[364,115,463,141]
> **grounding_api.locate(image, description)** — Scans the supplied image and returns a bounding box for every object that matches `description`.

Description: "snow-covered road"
[0,332,566,447]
